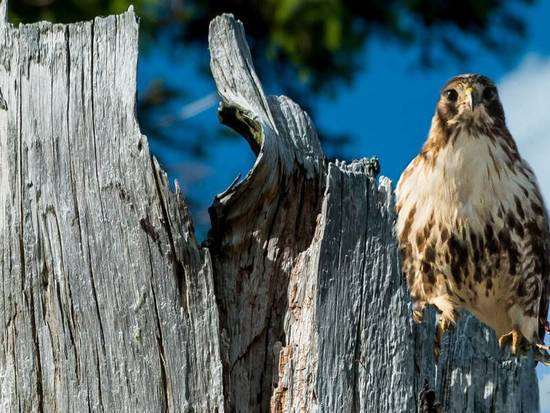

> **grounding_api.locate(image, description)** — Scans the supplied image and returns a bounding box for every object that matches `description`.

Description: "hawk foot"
[498,326,530,356]
[533,348,550,366]
[413,303,425,323]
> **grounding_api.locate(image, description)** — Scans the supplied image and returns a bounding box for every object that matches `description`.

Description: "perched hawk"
[396,74,550,362]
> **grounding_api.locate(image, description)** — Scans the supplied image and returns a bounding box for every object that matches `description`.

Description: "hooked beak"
[464,86,478,111]
[0,89,6,111]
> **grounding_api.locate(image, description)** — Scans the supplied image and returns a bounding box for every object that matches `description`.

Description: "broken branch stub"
[0,7,223,412]
[207,13,539,413]
[0,5,540,413]
[207,13,327,412]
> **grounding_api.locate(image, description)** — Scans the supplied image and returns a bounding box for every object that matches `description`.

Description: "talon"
[413,303,425,323]
[499,327,519,355]
[498,326,529,356]
[498,331,513,351]
[413,309,424,323]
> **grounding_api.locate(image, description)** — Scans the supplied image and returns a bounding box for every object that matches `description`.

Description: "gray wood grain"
[0,4,540,413]
[0,5,223,412]
[207,15,326,412]
[208,14,539,413]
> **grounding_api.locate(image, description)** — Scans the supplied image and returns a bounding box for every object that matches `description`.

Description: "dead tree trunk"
[0,4,539,413]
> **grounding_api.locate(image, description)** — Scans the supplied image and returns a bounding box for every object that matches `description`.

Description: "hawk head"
[420,73,517,163]
[436,74,505,132]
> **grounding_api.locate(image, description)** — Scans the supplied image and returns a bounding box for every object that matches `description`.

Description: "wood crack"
[150,157,187,309]
[0,9,538,413]
[146,240,170,411]
[351,178,371,413]
[84,213,105,348]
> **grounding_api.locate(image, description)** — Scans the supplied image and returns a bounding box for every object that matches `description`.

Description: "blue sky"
[138,1,550,409]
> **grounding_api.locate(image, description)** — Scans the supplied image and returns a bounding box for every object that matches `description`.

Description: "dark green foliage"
[11,0,533,93]
[8,0,535,177]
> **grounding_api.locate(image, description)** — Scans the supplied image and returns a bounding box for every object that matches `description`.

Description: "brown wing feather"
[539,290,549,343]
[538,220,550,343]
[524,168,550,344]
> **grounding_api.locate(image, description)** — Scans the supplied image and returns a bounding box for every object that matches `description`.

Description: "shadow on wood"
[0,3,539,413]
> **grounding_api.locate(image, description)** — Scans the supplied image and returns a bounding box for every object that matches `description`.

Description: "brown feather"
[396,74,550,348]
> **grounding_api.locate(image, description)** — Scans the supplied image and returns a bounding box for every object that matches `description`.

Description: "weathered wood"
[0,4,540,413]
[207,14,539,413]
[0,5,223,412]
[207,15,326,412]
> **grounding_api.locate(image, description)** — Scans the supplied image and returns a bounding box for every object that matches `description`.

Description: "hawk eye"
[483,86,497,100]
[444,89,458,102]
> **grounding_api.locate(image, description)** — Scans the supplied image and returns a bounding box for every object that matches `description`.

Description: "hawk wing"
[538,212,550,343]
[518,161,550,344]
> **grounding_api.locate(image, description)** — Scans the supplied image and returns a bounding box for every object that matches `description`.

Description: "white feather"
[396,129,541,340]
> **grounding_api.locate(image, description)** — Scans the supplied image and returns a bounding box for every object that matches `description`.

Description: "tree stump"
[0,3,539,412]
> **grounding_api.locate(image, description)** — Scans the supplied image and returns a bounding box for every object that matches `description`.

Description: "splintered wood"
[0,5,539,413]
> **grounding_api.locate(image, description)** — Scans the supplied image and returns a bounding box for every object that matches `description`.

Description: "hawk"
[396,74,550,363]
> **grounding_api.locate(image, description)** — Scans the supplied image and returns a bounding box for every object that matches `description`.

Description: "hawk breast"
[396,131,549,341]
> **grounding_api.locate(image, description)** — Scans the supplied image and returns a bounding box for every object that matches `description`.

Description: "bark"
[0,4,540,413]
[0,6,222,412]
[206,14,538,413]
